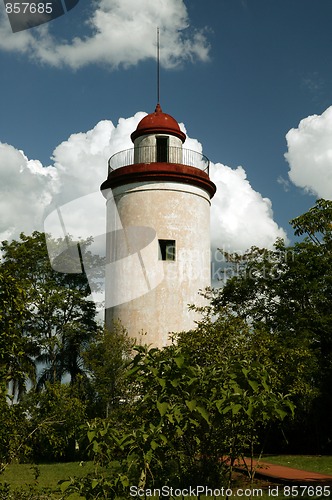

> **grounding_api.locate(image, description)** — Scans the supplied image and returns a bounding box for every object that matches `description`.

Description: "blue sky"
[1,0,332,252]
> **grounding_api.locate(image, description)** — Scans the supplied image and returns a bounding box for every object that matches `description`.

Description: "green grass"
[0,461,95,499]
[1,461,95,489]
[0,463,269,499]
[1,458,332,499]
[263,455,332,475]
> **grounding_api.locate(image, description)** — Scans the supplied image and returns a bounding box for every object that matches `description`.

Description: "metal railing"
[108,146,210,174]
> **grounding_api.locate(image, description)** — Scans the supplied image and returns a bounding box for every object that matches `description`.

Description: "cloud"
[1,113,286,255]
[210,164,286,253]
[181,124,287,252]
[301,72,325,102]
[285,106,332,199]
[0,143,57,242]
[277,176,290,192]
[0,0,210,69]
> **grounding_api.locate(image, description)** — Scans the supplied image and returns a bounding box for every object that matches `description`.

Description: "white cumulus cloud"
[285,106,332,199]
[0,143,57,242]
[0,113,286,254]
[210,163,286,253]
[0,0,210,69]
[181,127,286,252]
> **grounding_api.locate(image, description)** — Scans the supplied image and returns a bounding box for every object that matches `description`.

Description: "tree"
[83,322,135,418]
[62,342,293,499]
[0,231,100,393]
[22,382,87,462]
[290,198,332,245]
[0,267,36,400]
[213,199,332,453]
[0,380,29,466]
[172,305,298,481]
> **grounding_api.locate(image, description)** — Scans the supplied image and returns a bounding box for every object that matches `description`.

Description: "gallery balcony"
[108,146,210,175]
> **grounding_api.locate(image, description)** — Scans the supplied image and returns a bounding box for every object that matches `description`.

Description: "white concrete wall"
[104,180,211,347]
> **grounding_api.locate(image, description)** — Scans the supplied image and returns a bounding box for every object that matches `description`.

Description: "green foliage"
[60,420,134,499]
[131,345,293,486]
[2,199,332,483]
[63,341,293,498]
[0,267,35,400]
[0,231,100,396]
[0,385,29,465]
[214,199,332,453]
[0,231,104,465]
[290,198,332,245]
[174,302,252,369]
[83,323,134,418]
[21,383,87,462]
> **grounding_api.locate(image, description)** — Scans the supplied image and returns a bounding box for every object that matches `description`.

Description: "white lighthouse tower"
[101,103,216,347]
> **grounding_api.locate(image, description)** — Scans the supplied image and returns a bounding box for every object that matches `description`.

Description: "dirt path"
[238,458,332,484]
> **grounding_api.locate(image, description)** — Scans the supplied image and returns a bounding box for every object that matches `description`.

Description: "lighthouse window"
[156,137,169,162]
[158,239,176,261]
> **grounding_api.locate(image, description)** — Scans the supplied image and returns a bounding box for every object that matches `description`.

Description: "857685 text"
[268,485,331,497]
[5,2,53,14]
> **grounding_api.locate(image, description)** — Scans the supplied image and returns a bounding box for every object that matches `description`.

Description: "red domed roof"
[131,103,186,143]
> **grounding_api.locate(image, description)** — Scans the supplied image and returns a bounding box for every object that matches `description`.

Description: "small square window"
[158,239,176,261]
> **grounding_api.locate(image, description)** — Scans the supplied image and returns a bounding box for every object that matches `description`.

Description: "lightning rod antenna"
[157,27,160,104]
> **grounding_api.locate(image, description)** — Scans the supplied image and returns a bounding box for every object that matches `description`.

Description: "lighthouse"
[100,104,216,348]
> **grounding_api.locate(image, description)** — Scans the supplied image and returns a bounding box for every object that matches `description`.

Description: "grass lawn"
[1,458,332,499]
[262,455,332,475]
[0,461,95,499]
[1,461,93,489]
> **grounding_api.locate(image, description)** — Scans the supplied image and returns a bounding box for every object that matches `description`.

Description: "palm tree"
[1,232,100,394]
[0,268,37,401]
